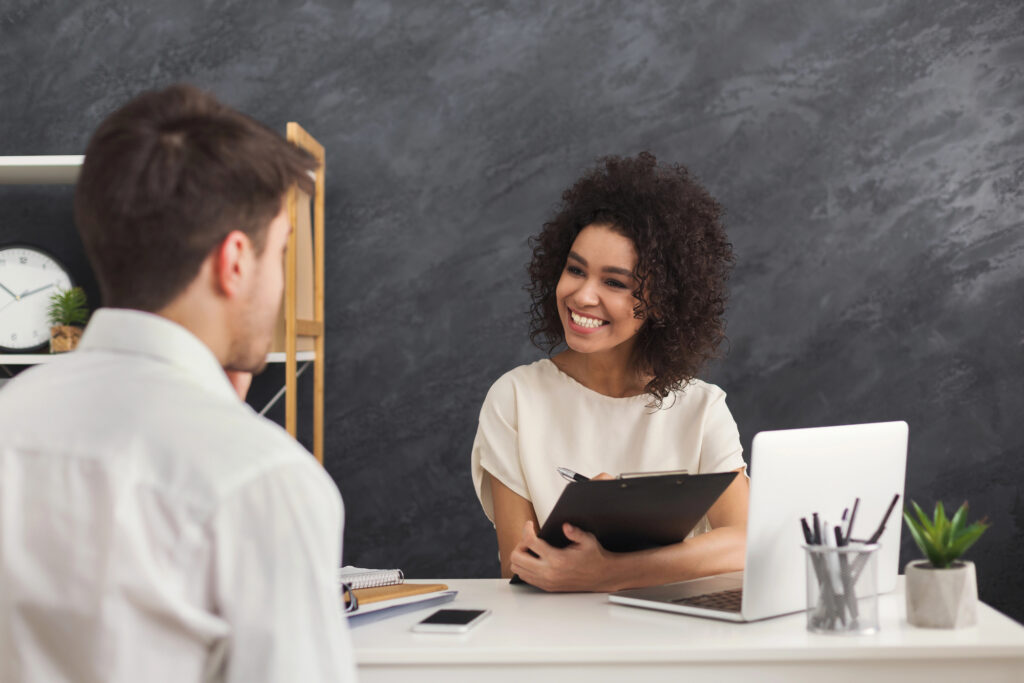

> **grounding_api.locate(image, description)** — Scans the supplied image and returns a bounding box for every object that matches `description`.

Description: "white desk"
[351,578,1024,682]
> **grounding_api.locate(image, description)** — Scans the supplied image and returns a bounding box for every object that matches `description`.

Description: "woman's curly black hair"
[527,152,734,407]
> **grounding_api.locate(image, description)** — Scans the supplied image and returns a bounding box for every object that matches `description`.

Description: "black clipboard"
[511,471,737,584]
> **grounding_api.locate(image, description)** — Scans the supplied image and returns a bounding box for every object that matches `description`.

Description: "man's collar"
[78,308,239,402]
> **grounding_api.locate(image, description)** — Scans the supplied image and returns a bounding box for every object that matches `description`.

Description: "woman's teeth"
[570,311,607,328]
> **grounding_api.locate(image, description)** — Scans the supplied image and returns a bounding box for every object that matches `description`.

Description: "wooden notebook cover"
[353,582,449,605]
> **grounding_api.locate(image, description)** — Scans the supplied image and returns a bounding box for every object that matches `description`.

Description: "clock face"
[0,245,74,352]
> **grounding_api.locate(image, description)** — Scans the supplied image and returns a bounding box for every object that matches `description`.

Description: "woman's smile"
[567,307,609,332]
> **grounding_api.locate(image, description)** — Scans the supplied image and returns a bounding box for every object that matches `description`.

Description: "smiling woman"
[470,152,749,593]
[556,227,647,357]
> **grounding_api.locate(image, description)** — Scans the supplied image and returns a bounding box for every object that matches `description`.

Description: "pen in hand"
[556,466,590,483]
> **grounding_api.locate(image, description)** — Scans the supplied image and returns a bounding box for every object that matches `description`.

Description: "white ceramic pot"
[905,559,977,629]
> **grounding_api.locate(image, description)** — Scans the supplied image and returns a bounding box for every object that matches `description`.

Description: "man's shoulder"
[150,387,320,500]
[0,352,320,505]
[197,403,310,464]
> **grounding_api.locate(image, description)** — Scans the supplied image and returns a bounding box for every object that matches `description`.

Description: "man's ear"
[213,230,253,298]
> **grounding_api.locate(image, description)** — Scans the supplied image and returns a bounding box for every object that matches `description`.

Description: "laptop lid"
[740,421,908,621]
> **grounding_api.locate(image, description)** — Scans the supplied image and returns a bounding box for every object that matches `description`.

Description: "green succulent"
[47,287,89,327]
[903,500,989,569]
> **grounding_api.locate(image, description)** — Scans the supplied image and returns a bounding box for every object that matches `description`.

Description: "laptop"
[609,421,908,622]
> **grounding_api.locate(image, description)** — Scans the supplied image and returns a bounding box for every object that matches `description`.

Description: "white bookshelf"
[0,354,66,365]
[0,156,83,184]
[0,351,315,366]
[266,351,315,363]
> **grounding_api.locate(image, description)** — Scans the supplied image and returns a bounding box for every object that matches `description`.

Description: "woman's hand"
[509,521,624,592]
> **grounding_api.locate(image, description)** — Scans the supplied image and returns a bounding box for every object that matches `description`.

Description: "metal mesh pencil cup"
[803,542,880,635]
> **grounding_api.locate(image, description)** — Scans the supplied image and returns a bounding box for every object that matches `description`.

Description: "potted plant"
[903,500,989,629]
[48,287,89,353]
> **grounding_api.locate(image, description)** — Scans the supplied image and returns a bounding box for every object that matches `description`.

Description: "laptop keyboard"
[671,588,743,612]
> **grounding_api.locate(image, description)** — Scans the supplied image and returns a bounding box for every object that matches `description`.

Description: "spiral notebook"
[339,566,455,625]
[338,565,405,590]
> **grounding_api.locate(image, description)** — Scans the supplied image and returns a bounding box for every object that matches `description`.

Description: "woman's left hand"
[509,521,622,592]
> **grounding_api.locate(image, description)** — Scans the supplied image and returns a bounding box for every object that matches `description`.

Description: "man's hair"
[74,83,317,311]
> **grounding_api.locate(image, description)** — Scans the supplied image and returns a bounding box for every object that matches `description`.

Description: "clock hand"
[19,283,55,299]
[0,281,18,300]
[0,298,19,314]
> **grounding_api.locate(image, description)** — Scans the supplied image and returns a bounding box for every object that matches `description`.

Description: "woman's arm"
[486,471,540,578]
[509,466,749,592]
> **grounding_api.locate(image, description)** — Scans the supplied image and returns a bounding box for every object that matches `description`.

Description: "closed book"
[353,582,449,606]
[344,583,456,625]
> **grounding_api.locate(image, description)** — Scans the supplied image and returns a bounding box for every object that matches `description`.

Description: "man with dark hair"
[0,85,355,682]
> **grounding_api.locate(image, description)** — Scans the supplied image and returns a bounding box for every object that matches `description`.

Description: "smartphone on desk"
[411,608,491,633]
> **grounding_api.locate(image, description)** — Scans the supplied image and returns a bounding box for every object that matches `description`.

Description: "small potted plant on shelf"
[903,500,989,629]
[48,287,89,353]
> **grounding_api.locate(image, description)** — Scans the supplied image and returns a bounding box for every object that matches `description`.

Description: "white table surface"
[351,578,1024,683]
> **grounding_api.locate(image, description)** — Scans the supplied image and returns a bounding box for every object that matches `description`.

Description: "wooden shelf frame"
[284,124,326,464]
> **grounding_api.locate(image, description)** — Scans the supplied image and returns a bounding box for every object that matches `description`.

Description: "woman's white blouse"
[471,359,746,533]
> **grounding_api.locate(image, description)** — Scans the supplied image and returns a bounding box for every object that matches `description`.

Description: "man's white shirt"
[0,308,355,682]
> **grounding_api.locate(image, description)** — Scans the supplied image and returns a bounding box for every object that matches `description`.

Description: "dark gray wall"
[2,0,1022,621]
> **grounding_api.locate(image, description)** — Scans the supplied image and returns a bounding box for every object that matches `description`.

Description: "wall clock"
[0,244,74,353]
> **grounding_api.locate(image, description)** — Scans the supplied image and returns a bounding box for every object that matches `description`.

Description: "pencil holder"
[803,542,880,635]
